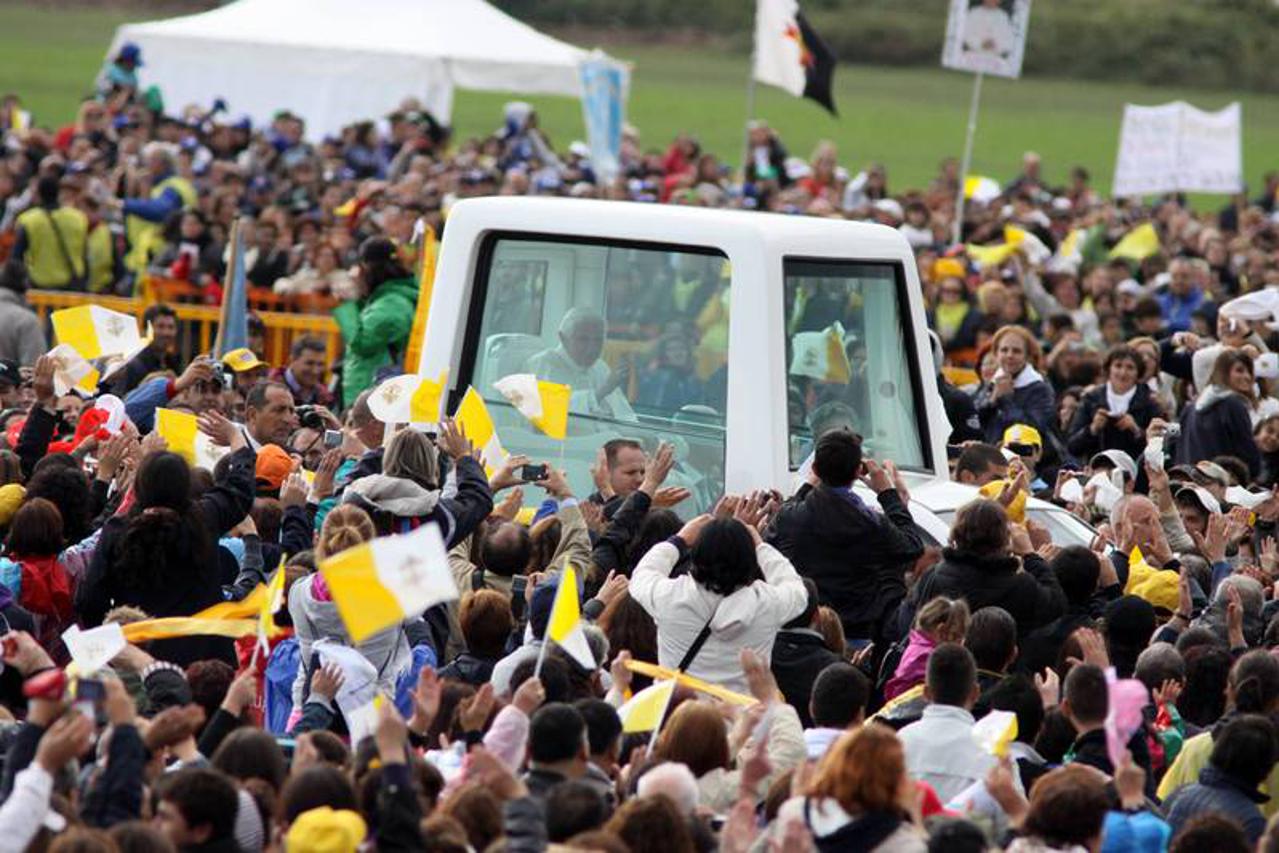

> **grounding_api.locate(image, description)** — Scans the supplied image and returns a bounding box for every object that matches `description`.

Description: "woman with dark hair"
[76,415,255,666]
[0,497,72,656]
[1177,349,1261,478]
[629,510,807,694]
[1066,344,1161,459]
[333,235,419,403]
[909,498,1064,640]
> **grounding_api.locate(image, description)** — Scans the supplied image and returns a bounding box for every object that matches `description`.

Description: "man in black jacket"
[771,578,842,727]
[767,429,924,642]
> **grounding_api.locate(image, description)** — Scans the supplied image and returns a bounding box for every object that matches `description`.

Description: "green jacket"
[333,276,419,405]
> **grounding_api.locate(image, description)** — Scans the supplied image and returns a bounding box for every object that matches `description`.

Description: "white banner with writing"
[1112,101,1242,197]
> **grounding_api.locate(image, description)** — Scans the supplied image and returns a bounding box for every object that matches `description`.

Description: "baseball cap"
[222,348,266,373]
[1001,424,1042,452]
[1191,460,1231,488]
[116,42,143,66]
[255,445,295,492]
[1090,450,1138,482]
[0,484,25,528]
[0,360,19,387]
[933,257,967,280]
[284,807,367,853]
[1176,484,1223,517]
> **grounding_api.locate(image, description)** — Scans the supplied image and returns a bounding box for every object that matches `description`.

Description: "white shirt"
[898,704,996,804]
[0,765,53,853]
[629,541,808,695]
[1106,382,1137,416]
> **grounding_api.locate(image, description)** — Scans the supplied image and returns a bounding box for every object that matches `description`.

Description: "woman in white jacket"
[629,508,808,695]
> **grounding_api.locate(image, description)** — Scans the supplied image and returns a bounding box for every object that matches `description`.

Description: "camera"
[519,464,549,482]
[296,405,325,430]
[211,362,233,390]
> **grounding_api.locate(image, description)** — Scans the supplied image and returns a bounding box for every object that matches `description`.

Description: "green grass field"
[5,2,1279,196]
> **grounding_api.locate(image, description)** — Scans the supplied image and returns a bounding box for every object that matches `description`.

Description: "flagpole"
[646,678,677,755]
[952,71,984,246]
[533,636,548,680]
[742,46,758,182]
[213,217,238,356]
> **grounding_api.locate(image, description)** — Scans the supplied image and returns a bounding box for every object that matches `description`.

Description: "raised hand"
[860,459,894,495]
[459,683,496,733]
[492,486,524,521]
[489,454,530,492]
[436,417,476,461]
[593,570,629,610]
[309,663,345,703]
[408,666,441,737]
[1066,627,1110,669]
[198,410,244,450]
[1034,668,1060,709]
[35,711,94,774]
[1190,514,1229,565]
[32,354,56,406]
[641,442,676,494]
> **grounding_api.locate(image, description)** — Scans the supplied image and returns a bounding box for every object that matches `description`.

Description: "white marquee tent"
[107,0,615,136]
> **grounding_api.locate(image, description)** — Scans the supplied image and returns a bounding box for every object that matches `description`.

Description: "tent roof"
[117,0,588,68]
[110,0,605,133]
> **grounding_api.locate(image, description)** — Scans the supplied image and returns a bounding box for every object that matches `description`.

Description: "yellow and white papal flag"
[788,322,851,384]
[494,374,571,440]
[544,563,596,671]
[617,679,676,734]
[155,408,229,471]
[51,305,144,360]
[318,522,458,643]
[454,386,506,475]
[46,343,100,396]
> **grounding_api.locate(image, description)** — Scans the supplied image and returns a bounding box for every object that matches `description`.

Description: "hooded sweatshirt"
[286,572,412,711]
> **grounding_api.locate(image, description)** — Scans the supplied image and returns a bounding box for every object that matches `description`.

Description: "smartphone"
[275,737,297,760]
[323,429,342,449]
[519,464,548,482]
[511,574,528,598]
[946,444,964,460]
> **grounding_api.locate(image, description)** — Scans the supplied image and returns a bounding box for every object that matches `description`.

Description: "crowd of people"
[1,39,1279,853]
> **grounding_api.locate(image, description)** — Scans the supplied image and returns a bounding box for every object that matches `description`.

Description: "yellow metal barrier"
[24,290,341,369]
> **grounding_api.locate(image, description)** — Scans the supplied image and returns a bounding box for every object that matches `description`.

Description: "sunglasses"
[1007,443,1039,457]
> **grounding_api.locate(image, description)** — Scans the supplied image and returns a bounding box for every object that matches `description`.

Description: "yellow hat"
[1001,424,1042,449]
[222,348,266,373]
[933,257,967,281]
[1125,550,1180,612]
[285,807,367,853]
[0,484,25,527]
[979,480,1027,524]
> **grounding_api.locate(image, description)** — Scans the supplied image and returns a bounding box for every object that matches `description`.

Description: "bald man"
[527,309,636,421]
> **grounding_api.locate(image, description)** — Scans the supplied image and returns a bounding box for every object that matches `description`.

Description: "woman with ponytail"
[1157,650,1279,804]
[286,505,414,722]
[76,413,255,666]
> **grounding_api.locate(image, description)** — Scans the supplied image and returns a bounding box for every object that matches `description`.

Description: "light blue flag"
[578,54,629,186]
[215,218,249,357]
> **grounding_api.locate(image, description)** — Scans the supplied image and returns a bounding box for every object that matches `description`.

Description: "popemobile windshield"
[414,196,950,512]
